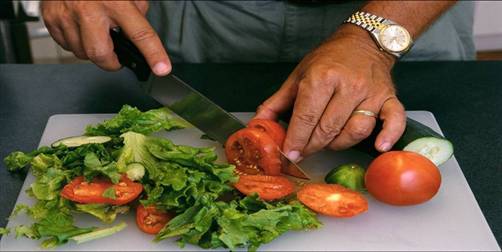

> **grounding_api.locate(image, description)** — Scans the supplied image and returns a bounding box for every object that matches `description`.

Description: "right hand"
[41,0,171,76]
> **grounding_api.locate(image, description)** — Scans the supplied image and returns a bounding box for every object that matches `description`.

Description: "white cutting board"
[1,112,499,251]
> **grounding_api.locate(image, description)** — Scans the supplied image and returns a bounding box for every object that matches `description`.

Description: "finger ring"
[352,110,378,118]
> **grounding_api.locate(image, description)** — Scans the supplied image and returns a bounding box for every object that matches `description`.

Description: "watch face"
[379,25,411,53]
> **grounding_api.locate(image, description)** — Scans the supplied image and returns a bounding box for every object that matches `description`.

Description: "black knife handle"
[110,27,151,81]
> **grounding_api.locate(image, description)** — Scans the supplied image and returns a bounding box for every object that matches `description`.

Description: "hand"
[41,0,171,75]
[254,25,406,162]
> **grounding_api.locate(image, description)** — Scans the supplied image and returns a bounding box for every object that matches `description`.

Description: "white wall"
[473,1,502,51]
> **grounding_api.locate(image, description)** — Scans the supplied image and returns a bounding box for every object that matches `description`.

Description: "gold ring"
[352,109,378,118]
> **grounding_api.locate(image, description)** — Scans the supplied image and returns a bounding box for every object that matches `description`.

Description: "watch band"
[345,11,386,32]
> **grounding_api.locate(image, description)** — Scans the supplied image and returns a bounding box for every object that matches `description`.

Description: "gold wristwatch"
[345,11,413,58]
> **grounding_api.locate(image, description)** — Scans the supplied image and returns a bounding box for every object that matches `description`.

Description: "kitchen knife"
[110,27,310,180]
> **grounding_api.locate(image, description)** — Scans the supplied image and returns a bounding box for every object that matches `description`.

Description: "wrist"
[329,24,396,68]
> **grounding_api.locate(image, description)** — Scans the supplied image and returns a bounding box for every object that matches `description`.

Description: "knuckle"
[317,67,338,83]
[295,112,318,128]
[130,29,156,43]
[73,51,89,60]
[347,124,373,140]
[317,121,342,139]
[85,47,113,62]
[306,67,339,89]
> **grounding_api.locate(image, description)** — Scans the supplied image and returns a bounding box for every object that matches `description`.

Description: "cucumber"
[52,136,112,148]
[355,118,453,166]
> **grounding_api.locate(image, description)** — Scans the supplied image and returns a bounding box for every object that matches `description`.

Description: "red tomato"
[247,119,286,147]
[298,184,368,217]
[61,175,143,205]
[365,151,441,206]
[234,175,295,201]
[136,205,174,234]
[225,128,282,175]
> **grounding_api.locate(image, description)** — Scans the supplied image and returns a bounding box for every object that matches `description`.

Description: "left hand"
[254,25,407,162]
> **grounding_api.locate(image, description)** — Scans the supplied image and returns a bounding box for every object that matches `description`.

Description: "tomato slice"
[225,128,282,175]
[136,205,174,234]
[234,175,295,201]
[297,184,368,217]
[61,175,143,205]
[247,119,286,147]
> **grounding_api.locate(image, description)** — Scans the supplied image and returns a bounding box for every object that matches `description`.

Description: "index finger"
[109,3,171,76]
[283,79,335,162]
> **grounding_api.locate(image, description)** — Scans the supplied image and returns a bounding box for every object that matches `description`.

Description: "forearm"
[330,1,456,66]
[361,0,456,39]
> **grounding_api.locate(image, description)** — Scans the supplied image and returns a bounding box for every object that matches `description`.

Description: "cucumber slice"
[355,118,454,166]
[52,136,112,148]
[403,137,453,166]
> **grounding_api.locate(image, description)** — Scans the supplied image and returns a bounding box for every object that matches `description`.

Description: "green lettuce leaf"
[4,151,33,172]
[156,195,321,251]
[116,132,155,180]
[0,227,10,235]
[3,146,59,172]
[83,152,121,184]
[75,204,129,224]
[33,210,95,248]
[85,105,186,136]
[31,167,68,201]
[70,222,127,245]
[15,225,39,239]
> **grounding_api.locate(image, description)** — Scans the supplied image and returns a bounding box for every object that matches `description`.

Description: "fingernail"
[379,142,391,152]
[286,150,302,163]
[153,62,171,75]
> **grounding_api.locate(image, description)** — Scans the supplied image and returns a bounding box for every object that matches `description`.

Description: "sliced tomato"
[234,175,294,201]
[61,175,143,205]
[247,119,286,147]
[225,127,282,175]
[136,205,174,234]
[297,184,368,217]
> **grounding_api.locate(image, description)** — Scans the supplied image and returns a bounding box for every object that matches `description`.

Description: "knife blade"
[110,27,310,180]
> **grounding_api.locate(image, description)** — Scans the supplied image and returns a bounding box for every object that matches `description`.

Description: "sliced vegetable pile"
[1,105,453,250]
[225,117,450,217]
[1,105,320,250]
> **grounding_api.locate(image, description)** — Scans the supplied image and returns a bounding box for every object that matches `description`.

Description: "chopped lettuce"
[75,204,129,224]
[70,222,127,245]
[83,152,121,184]
[116,132,154,181]
[14,210,96,249]
[156,195,321,251]
[3,105,322,250]
[4,151,35,172]
[85,105,186,136]
[4,146,60,172]
[15,225,38,239]
[31,167,68,201]
[0,227,10,235]
[140,136,236,211]
[34,211,96,248]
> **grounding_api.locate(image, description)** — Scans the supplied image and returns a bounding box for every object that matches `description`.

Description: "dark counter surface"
[0,62,501,245]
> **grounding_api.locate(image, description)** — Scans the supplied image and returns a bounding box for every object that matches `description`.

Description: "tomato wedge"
[298,184,368,217]
[234,175,295,201]
[225,128,282,175]
[61,175,143,205]
[247,119,286,147]
[136,205,174,234]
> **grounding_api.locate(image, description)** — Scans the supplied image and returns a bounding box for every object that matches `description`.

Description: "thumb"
[254,76,299,121]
